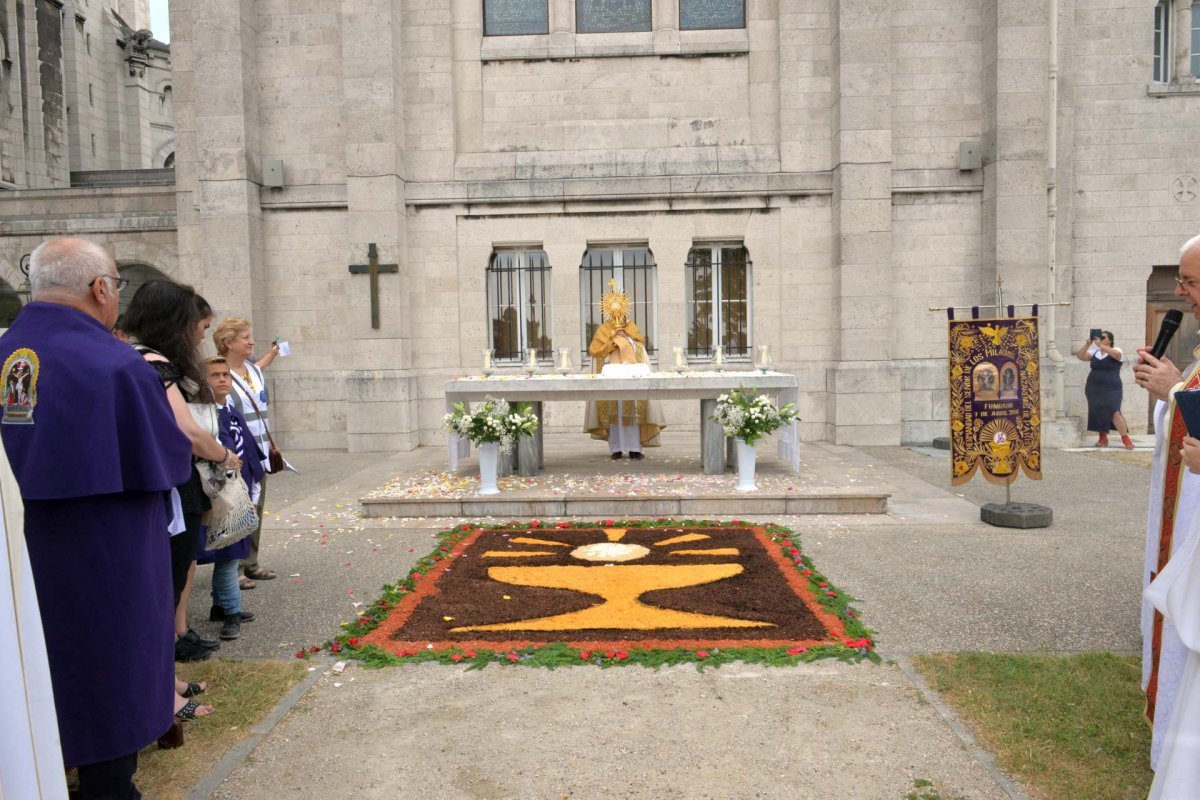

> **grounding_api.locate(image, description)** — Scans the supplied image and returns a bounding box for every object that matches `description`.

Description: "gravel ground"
[185,442,1154,800]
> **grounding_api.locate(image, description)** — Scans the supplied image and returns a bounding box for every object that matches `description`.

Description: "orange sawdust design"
[450,564,771,632]
[655,533,711,546]
[510,537,571,547]
[359,526,851,654]
[482,551,558,558]
[604,528,628,541]
[669,548,739,557]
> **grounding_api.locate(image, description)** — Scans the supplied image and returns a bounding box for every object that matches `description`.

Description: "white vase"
[477,442,501,495]
[735,437,758,492]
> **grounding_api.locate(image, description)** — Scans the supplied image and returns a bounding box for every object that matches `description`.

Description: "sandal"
[239,577,256,590]
[181,682,206,698]
[176,699,212,721]
[243,568,277,581]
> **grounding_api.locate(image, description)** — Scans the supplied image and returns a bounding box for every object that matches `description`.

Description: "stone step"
[361,491,890,519]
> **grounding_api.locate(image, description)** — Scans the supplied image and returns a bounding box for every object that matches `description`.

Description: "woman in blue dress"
[1076,330,1133,449]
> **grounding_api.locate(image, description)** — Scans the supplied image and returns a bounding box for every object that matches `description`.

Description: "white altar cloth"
[444,370,801,474]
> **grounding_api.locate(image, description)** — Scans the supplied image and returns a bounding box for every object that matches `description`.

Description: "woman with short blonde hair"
[212,317,280,586]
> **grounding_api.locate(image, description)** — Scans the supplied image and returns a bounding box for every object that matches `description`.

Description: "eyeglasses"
[89,274,130,292]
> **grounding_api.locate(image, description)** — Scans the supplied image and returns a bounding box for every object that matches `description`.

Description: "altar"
[445,371,801,475]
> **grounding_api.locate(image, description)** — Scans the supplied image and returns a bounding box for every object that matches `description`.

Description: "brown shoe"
[157,720,184,750]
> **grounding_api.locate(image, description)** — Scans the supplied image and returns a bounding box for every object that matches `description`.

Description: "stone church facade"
[2,0,1200,451]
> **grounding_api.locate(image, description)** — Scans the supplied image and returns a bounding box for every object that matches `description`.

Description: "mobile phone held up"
[1089,328,1102,341]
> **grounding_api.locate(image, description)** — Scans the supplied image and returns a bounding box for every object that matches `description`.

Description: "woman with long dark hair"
[123,281,241,722]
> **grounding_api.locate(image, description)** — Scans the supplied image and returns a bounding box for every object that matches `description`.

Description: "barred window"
[685,243,750,359]
[580,246,657,357]
[487,249,552,363]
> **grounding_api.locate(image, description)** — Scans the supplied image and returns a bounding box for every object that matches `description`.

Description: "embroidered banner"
[948,317,1042,486]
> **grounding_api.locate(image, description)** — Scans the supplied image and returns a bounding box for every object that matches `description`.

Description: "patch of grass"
[914,653,1152,800]
[133,659,307,800]
[905,778,965,800]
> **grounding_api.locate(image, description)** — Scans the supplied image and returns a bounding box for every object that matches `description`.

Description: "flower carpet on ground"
[306,520,876,669]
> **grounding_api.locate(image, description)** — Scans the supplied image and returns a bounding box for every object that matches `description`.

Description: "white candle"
[559,347,571,371]
[527,349,538,370]
[482,349,492,371]
[674,346,685,369]
[714,347,724,367]
[758,345,770,370]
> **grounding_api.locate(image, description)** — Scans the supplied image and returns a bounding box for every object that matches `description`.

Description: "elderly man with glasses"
[0,237,191,799]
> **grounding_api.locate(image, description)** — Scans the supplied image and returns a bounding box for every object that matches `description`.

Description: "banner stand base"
[981,502,1052,529]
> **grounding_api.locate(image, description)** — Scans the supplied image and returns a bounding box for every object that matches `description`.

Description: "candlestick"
[558,347,572,374]
[758,344,771,373]
[674,346,685,370]
[713,346,724,369]
[526,348,538,373]
[482,349,493,372]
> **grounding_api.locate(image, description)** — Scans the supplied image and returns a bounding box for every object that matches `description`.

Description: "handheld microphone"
[1149,309,1185,360]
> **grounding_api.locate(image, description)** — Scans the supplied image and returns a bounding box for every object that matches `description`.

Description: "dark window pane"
[488,250,551,361]
[721,246,749,355]
[686,248,713,356]
[577,0,651,33]
[680,0,745,31]
[484,0,549,36]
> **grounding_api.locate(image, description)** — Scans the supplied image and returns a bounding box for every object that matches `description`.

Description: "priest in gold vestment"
[583,283,666,459]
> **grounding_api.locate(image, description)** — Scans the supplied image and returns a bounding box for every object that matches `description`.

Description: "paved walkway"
[185,436,1152,799]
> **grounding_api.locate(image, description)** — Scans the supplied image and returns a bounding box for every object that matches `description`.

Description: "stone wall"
[5,0,1199,450]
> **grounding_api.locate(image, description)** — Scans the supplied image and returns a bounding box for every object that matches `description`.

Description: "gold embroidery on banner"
[948,318,1042,486]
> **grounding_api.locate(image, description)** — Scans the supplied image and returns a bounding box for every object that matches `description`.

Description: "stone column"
[828,0,899,445]
[980,0,1060,436]
[170,0,268,328]
[980,0,1047,306]
[341,0,416,451]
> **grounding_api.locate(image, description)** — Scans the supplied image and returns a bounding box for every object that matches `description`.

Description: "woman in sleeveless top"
[122,282,241,720]
[1076,329,1133,449]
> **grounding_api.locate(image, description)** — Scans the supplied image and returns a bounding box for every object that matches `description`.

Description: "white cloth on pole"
[1143,382,1200,769]
[1146,505,1200,798]
[608,401,641,454]
[0,445,68,800]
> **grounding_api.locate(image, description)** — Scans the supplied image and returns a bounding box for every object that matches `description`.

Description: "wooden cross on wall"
[347,242,398,329]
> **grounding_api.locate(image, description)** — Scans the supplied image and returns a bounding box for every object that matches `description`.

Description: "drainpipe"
[1045,0,1066,418]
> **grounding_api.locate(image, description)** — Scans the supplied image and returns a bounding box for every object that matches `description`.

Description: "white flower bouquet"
[711,388,799,446]
[443,396,539,454]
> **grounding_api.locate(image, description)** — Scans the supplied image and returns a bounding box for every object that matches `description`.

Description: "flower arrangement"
[711,388,799,446]
[443,396,539,454]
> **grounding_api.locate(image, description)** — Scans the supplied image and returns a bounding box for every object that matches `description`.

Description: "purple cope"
[0,302,192,767]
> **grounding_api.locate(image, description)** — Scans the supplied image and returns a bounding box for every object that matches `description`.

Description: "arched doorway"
[0,278,22,330]
[118,263,172,316]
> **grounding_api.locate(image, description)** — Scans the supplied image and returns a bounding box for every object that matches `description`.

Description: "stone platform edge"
[359,492,891,518]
